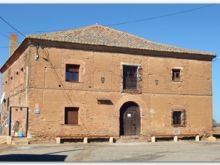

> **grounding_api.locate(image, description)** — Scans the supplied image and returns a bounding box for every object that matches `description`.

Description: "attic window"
[16,71,19,75]
[10,76,13,80]
[172,69,181,82]
[21,67,24,72]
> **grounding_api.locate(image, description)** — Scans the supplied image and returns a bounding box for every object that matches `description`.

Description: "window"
[123,65,138,90]
[66,64,80,82]
[65,107,79,125]
[172,110,186,127]
[172,69,181,81]
[97,99,113,105]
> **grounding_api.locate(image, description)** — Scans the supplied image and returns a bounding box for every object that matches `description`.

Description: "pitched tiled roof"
[28,25,215,56]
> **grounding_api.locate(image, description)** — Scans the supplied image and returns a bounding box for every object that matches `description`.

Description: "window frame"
[172,68,182,82]
[122,64,141,92]
[65,64,80,82]
[172,109,186,127]
[64,107,79,125]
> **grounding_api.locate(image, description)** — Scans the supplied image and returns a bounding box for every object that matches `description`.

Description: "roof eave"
[30,37,216,57]
[28,36,216,57]
[0,38,30,73]
[0,37,216,73]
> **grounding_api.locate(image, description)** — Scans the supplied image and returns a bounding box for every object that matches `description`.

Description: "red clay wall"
[1,47,30,136]
[24,46,213,141]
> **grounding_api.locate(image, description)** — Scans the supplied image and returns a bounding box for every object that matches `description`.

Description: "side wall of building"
[1,47,30,136]
[26,45,212,141]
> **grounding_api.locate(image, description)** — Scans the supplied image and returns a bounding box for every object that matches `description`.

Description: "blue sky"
[0,4,219,121]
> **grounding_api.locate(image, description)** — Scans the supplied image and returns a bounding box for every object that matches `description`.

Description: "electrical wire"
[0,29,70,34]
[0,16,26,37]
[212,57,220,62]
[0,4,217,62]
[106,4,217,26]
[0,4,217,36]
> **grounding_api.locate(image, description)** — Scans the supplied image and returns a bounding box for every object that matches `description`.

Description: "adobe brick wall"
[1,44,213,142]
[24,45,212,142]
[1,47,30,108]
[1,47,30,136]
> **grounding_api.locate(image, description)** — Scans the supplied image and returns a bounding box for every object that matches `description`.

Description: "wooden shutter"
[65,107,78,125]
[180,111,186,126]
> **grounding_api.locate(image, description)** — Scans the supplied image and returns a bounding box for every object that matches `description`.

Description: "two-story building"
[0,25,216,143]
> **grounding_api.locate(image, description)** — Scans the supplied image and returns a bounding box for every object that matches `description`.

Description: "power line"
[213,57,220,62]
[0,29,69,34]
[0,16,26,37]
[0,4,217,53]
[0,4,217,35]
[106,4,217,26]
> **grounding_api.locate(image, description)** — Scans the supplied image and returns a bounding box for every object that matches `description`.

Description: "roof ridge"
[99,25,215,54]
[27,24,97,37]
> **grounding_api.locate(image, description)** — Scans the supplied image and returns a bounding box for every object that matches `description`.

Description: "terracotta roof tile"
[28,25,215,56]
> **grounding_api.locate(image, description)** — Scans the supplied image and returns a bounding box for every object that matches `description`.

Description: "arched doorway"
[119,101,140,136]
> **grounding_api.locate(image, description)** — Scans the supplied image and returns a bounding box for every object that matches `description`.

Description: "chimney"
[9,33,18,57]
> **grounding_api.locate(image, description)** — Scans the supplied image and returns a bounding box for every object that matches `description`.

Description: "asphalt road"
[0,141,220,162]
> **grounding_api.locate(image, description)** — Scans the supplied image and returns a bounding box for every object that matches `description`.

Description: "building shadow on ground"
[0,154,67,161]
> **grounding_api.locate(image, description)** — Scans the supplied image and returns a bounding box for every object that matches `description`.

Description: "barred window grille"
[172,110,186,127]
[123,65,138,90]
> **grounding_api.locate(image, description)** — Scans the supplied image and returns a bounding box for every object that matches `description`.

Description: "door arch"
[119,101,140,136]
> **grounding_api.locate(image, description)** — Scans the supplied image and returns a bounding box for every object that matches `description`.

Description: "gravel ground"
[0,141,220,162]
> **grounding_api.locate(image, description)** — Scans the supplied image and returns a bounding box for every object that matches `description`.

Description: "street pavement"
[0,141,220,162]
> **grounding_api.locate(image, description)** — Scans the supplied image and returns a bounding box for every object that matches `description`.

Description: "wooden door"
[123,106,140,136]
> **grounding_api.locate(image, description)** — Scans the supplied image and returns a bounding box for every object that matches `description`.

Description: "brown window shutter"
[65,107,79,125]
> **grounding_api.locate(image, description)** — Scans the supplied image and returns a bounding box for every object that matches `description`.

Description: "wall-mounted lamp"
[34,104,40,114]
[101,77,105,84]
[34,54,39,61]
